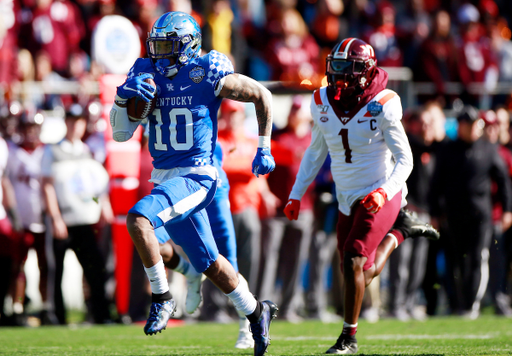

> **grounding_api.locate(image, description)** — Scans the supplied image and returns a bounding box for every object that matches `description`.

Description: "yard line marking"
[275,333,500,341]
[367,333,498,340]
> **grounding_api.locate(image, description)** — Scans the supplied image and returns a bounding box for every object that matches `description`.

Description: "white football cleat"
[235,317,254,349]
[185,272,205,314]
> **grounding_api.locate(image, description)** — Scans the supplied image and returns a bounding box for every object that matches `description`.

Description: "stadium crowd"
[1,0,512,328]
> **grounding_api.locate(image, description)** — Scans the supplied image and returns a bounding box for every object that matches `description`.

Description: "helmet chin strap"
[155,58,178,78]
[334,81,352,100]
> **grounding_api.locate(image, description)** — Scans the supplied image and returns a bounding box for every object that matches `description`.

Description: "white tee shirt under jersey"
[6,144,46,232]
[289,87,413,216]
[0,137,8,220]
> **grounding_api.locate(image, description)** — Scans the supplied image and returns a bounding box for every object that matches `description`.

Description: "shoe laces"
[147,302,164,322]
[335,335,355,350]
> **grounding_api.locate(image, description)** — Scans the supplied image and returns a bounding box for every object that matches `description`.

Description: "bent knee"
[343,252,367,274]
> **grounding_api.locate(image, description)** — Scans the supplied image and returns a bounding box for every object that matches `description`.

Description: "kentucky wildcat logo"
[189,66,205,83]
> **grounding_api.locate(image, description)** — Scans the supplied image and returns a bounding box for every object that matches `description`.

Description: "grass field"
[0,315,511,355]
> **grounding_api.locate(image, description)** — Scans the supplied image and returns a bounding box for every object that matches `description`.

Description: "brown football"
[127,77,157,121]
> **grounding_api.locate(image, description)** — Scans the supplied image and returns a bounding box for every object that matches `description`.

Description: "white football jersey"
[289,87,413,215]
[6,144,46,232]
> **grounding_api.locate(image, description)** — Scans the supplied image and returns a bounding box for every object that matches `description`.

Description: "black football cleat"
[394,208,440,241]
[326,334,358,354]
[250,300,278,356]
[144,299,176,335]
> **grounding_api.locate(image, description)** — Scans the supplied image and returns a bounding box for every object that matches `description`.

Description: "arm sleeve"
[109,102,142,142]
[288,122,329,201]
[379,95,413,200]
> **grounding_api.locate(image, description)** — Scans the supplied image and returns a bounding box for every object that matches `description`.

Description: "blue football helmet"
[146,12,202,77]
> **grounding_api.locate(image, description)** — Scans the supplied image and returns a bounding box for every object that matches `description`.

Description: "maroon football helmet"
[326,38,377,100]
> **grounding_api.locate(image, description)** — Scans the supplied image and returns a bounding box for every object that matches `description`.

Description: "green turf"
[0,316,511,355]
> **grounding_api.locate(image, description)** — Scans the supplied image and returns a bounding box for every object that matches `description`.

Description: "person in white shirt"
[283,38,425,354]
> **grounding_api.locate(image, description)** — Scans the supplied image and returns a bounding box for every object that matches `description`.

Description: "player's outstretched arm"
[219,74,275,177]
[218,73,272,137]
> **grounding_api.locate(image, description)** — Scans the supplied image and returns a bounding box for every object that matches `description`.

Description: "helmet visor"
[329,60,366,74]
[147,38,182,58]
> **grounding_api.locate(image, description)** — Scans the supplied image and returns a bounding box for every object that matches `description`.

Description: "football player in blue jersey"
[109,11,277,356]
[158,142,255,349]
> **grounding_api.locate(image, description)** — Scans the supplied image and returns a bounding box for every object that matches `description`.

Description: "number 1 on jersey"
[339,128,352,163]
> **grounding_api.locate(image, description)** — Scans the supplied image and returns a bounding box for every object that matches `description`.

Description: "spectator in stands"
[41,103,113,324]
[0,134,17,326]
[388,106,442,321]
[362,0,405,67]
[456,3,498,106]
[33,50,66,109]
[305,157,342,322]
[167,0,204,28]
[414,10,460,106]
[15,49,38,107]
[27,0,86,77]
[395,0,431,69]
[202,0,248,72]
[217,99,278,298]
[482,108,512,316]
[258,95,314,322]
[310,0,348,61]
[489,15,512,107]
[419,100,448,316]
[6,109,58,325]
[0,0,20,98]
[429,105,512,319]
[133,0,160,57]
[265,8,321,84]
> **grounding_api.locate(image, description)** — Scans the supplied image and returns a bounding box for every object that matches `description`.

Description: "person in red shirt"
[456,3,498,106]
[218,99,278,293]
[414,10,461,106]
[28,0,85,76]
[265,8,321,84]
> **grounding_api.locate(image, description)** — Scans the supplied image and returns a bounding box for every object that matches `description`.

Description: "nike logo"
[357,119,368,123]
[122,84,137,92]
[180,85,191,91]
[149,279,156,282]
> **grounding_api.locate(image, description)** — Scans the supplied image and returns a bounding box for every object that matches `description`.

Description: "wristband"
[115,94,128,107]
[258,136,271,148]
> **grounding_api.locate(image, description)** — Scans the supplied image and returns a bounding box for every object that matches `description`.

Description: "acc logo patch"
[367,101,383,117]
[317,105,329,114]
[189,66,205,83]
[320,116,328,122]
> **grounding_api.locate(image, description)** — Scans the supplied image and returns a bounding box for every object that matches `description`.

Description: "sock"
[247,302,263,324]
[235,274,250,319]
[144,257,170,295]
[174,256,199,279]
[225,280,258,320]
[388,230,404,248]
[342,321,358,336]
[151,290,172,303]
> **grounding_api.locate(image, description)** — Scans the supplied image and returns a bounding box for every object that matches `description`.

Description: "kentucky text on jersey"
[126,50,234,170]
[157,96,193,107]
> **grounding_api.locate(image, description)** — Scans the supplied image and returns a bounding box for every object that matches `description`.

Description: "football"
[127,77,157,121]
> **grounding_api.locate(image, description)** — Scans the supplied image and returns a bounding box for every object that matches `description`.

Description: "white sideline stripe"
[367,334,497,340]
[275,333,498,341]
[157,187,208,223]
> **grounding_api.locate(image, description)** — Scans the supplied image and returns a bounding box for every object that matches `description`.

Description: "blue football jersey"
[127,51,234,169]
[212,142,229,200]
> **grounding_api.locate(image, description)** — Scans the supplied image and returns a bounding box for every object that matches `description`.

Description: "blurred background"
[1,0,512,328]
